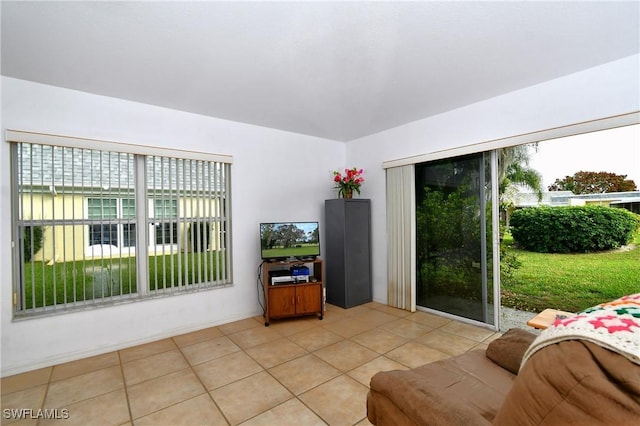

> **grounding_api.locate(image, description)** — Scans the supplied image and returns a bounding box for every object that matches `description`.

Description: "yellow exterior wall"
[584,199,613,207]
[20,193,222,263]
[20,193,86,264]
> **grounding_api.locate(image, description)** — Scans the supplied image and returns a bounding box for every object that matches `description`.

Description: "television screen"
[260,221,320,260]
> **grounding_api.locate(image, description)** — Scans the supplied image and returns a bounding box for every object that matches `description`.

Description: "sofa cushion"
[485,328,536,374]
[367,349,515,425]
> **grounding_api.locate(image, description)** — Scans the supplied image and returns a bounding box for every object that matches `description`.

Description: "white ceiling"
[2,1,639,142]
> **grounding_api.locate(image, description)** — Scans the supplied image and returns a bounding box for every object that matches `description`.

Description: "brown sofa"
[367,327,640,425]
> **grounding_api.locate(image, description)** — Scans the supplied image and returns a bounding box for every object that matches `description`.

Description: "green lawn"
[501,231,640,313]
[21,251,226,309]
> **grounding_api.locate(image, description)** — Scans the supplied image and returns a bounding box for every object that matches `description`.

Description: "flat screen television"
[260,221,320,260]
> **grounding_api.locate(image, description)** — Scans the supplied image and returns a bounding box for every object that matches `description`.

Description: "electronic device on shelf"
[291,265,310,276]
[259,221,320,261]
[267,266,311,285]
[270,275,310,285]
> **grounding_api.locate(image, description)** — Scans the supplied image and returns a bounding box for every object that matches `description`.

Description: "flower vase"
[343,188,353,199]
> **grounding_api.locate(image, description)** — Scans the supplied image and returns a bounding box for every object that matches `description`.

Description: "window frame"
[8,130,233,317]
[86,197,137,255]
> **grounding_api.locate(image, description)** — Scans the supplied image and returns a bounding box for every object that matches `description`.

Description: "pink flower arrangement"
[333,167,364,198]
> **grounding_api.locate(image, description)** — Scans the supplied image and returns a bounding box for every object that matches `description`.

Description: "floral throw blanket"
[521,293,640,370]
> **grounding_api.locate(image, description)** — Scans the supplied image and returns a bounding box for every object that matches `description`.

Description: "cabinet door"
[344,200,372,306]
[295,284,321,315]
[269,286,296,317]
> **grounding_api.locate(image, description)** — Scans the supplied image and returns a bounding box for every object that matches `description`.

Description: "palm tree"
[499,144,543,228]
[499,144,543,198]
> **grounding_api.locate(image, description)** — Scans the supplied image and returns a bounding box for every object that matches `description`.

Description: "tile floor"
[1,302,503,426]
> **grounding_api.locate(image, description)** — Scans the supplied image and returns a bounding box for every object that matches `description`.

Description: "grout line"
[177,339,233,426]
[117,350,135,425]
[5,302,504,426]
[33,367,55,425]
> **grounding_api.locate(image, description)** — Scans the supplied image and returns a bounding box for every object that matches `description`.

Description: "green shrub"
[510,206,640,253]
[23,226,44,262]
[500,243,522,278]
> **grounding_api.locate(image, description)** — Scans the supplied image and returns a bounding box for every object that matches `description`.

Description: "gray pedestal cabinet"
[324,199,372,308]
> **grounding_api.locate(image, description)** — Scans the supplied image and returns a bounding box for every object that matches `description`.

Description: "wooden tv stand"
[262,258,324,326]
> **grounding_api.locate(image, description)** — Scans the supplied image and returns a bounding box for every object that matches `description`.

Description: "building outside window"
[8,131,233,317]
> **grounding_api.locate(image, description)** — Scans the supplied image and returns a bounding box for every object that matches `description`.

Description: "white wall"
[0,77,344,376]
[347,54,640,304]
[2,53,638,375]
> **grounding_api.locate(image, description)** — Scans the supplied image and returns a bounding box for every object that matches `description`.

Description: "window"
[153,199,178,245]
[414,152,497,326]
[9,131,233,316]
[87,198,136,250]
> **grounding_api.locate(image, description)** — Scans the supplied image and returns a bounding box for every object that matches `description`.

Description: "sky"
[527,124,640,190]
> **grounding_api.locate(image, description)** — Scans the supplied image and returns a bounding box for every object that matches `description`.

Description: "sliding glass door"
[415,152,497,325]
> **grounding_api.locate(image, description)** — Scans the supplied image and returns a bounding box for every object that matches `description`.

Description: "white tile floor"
[1,302,504,426]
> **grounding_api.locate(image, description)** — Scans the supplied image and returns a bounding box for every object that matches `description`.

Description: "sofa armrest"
[485,328,536,375]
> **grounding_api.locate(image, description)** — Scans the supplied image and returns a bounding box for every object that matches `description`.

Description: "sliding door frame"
[383,112,640,330]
